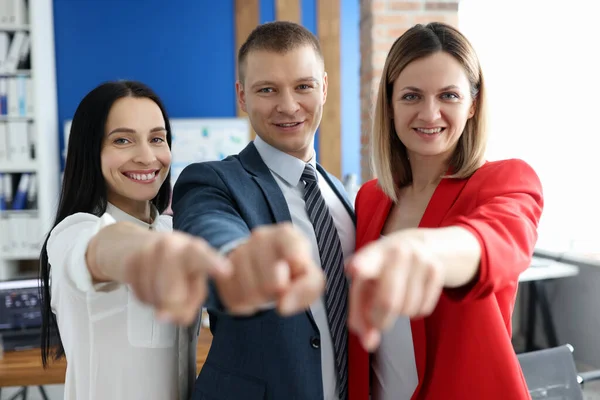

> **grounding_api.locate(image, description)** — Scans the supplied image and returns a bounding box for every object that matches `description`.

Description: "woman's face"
[101,96,171,209]
[391,51,475,160]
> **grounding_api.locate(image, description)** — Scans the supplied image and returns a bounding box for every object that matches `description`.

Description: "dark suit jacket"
[172,142,355,400]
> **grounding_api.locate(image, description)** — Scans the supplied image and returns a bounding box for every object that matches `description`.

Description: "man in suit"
[172,21,355,400]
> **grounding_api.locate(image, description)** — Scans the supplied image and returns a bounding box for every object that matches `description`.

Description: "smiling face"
[391,51,476,161]
[236,45,327,161]
[101,96,171,214]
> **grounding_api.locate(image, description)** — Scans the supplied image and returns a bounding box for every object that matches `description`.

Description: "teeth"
[416,128,443,134]
[126,171,156,181]
[278,122,299,127]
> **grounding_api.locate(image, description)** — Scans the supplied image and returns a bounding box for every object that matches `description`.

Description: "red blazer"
[348,159,543,400]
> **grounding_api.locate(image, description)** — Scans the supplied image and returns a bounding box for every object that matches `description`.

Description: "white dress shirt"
[253,136,356,400]
[47,203,191,400]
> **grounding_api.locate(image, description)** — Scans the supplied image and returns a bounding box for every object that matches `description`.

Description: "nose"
[275,89,300,115]
[418,97,442,122]
[133,142,157,165]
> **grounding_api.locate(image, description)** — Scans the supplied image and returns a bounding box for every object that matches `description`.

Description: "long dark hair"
[39,80,172,367]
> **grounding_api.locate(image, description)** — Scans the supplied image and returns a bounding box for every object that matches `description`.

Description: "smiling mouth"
[122,170,158,182]
[414,127,446,135]
[274,122,304,128]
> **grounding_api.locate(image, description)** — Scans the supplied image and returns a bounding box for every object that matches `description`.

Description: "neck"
[255,134,315,163]
[408,153,449,192]
[109,197,153,224]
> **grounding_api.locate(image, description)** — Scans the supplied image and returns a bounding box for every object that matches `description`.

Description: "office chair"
[518,344,600,399]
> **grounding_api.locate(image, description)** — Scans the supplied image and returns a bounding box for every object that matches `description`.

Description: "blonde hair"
[371,22,488,202]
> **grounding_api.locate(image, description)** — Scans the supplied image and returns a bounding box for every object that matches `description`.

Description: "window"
[459,0,600,254]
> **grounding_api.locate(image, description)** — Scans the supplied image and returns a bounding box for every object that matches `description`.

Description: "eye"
[258,87,274,93]
[401,93,420,101]
[151,137,165,143]
[297,84,313,90]
[113,138,130,145]
[441,92,460,100]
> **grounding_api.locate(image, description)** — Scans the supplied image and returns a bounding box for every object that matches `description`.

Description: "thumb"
[155,263,188,311]
[278,259,325,316]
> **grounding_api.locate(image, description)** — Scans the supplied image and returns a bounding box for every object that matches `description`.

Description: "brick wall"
[359,0,460,183]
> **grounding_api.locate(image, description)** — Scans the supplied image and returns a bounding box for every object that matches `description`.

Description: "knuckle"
[377,296,397,315]
[277,222,296,237]
[250,226,269,241]
[386,243,403,261]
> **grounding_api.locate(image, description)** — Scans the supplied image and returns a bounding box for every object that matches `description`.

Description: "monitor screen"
[0,279,42,331]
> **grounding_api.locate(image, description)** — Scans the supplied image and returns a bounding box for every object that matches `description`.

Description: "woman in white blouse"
[38,81,230,400]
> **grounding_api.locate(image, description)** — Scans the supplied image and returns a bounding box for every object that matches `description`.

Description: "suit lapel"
[360,189,392,247]
[316,164,357,226]
[238,143,292,223]
[411,177,469,398]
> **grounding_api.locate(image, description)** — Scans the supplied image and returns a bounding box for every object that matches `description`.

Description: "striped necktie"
[302,163,349,400]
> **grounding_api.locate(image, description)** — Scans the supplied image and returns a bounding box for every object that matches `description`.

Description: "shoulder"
[173,156,247,191]
[47,212,113,271]
[474,158,539,182]
[467,158,543,203]
[179,155,244,177]
[49,212,103,243]
[356,179,387,205]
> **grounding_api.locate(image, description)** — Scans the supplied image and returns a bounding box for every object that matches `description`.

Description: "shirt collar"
[106,202,160,229]
[253,136,317,187]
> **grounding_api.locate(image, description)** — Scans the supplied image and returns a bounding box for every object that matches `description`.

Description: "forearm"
[86,221,155,283]
[394,226,481,288]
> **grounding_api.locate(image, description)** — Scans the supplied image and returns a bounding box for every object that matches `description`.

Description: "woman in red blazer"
[346,22,543,400]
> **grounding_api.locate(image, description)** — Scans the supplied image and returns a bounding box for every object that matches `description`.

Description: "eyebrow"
[400,85,461,92]
[250,77,319,90]
[107,126,166,136]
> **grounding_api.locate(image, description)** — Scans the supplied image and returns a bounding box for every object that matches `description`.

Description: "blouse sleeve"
[47,212,117,296]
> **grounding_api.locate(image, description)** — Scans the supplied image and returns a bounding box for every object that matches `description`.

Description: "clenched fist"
[123,231,232,325]
[346,234,445,351]
[217,223,325,316]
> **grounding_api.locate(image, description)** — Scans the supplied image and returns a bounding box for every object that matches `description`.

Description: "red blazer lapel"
[350,185,391,400]
[411,177,469,399]
[419,177,469,229]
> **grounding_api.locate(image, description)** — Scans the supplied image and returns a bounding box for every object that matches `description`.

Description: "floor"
[579,362,600,400]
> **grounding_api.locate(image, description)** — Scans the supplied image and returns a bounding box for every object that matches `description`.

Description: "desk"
[518,259,580,353]
[519,258,580,282]
[0,329,213,398]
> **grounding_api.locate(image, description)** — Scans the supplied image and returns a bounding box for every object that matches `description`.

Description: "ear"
[322,72,328,104]
[468,97,476,118]
[236,81,248,113]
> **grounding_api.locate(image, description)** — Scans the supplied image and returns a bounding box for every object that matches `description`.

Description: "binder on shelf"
[0,32,8,73]
[0,122,6,162]
[6,120,30,162]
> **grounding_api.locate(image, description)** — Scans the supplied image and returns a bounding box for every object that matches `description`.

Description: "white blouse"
[371,235,419,400]
[47,203,195,400]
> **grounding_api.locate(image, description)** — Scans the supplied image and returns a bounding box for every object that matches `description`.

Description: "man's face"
[236,45,327,161]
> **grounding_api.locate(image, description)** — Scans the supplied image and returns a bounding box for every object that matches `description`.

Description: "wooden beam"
[317,0,341,178]
[275,0,301,23]
[235,0,259,139]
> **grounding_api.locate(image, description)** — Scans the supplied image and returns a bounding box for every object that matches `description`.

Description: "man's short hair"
[237,21,323,83]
